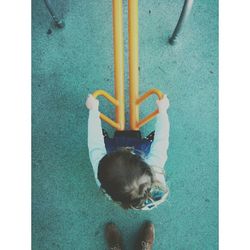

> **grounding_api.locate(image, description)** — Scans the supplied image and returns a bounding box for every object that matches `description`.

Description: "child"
[86,94,170,210]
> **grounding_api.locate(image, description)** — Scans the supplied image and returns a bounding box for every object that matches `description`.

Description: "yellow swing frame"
[92,0,163,131]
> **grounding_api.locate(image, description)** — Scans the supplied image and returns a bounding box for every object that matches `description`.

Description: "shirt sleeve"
[145,110,170,184]
[88,109,107,186]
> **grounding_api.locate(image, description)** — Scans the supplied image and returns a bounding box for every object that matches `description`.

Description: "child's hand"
[156,94,170,112]
[86,94,99,110]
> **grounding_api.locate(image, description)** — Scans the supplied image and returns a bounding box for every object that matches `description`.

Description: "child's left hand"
[86,94,99,110]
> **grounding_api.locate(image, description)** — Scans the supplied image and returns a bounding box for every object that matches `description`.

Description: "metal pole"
[113,0,125,130]
[92,0,125,130]
[128,0,139,130]
[168,0,193,45]
[44,0,65,29]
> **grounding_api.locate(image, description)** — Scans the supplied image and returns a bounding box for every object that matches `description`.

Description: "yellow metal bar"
[137,109,159,129]
[92,0,164,131]
[136,88,163,105]
[92,90,119,106]
[92,90,120,129]
[113,0,125,130]
[128,0,139,130]
[91,0,125,131]
[99,113,121,130]
[135,89,163,129]
[128,0,163,130]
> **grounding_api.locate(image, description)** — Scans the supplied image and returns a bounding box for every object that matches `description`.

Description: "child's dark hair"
[98,148,153,209]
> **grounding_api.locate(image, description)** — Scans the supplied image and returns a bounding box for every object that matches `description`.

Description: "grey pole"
[168,0,194,45]
[44,0,65,29]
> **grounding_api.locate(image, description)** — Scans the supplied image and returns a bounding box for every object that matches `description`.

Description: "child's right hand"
[156,94,170,112]
[86,94,99,110]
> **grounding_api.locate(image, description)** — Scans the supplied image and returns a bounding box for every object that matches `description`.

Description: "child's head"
[98,148,153,209]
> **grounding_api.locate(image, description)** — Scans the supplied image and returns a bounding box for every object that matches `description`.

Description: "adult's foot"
[105,223,123,250]
[135,221,155,250]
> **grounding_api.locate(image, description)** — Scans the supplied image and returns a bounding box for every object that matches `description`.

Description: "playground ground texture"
[32,0,218,249]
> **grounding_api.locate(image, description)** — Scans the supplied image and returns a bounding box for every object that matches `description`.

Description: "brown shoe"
[135,221,155,250]
[105,223,123,250]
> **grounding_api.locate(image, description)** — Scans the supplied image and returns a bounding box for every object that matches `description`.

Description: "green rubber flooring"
[32,0,218,249]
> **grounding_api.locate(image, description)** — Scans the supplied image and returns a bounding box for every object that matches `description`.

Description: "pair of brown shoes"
[105,221,155,250]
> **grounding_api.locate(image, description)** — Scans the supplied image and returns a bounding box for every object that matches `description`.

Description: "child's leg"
[134,131,155,157]
[102,129,110,139]
[144,131,155,142]
[139,139,153,156]
[103,129,117,153]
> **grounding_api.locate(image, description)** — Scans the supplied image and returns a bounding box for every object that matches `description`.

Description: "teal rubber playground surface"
[32,0,218,249]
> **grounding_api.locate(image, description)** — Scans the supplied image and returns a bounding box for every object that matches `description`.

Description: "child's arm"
[145,95,170,184]
[86,94,107,185]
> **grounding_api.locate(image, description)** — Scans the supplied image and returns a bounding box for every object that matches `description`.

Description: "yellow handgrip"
[92,89,122,130]
[137,109,159,129]
[99,113,121,130]
[136,89,163,105]
[92,90,119,106]
[130,88,163,130]
[135,88,163,129]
